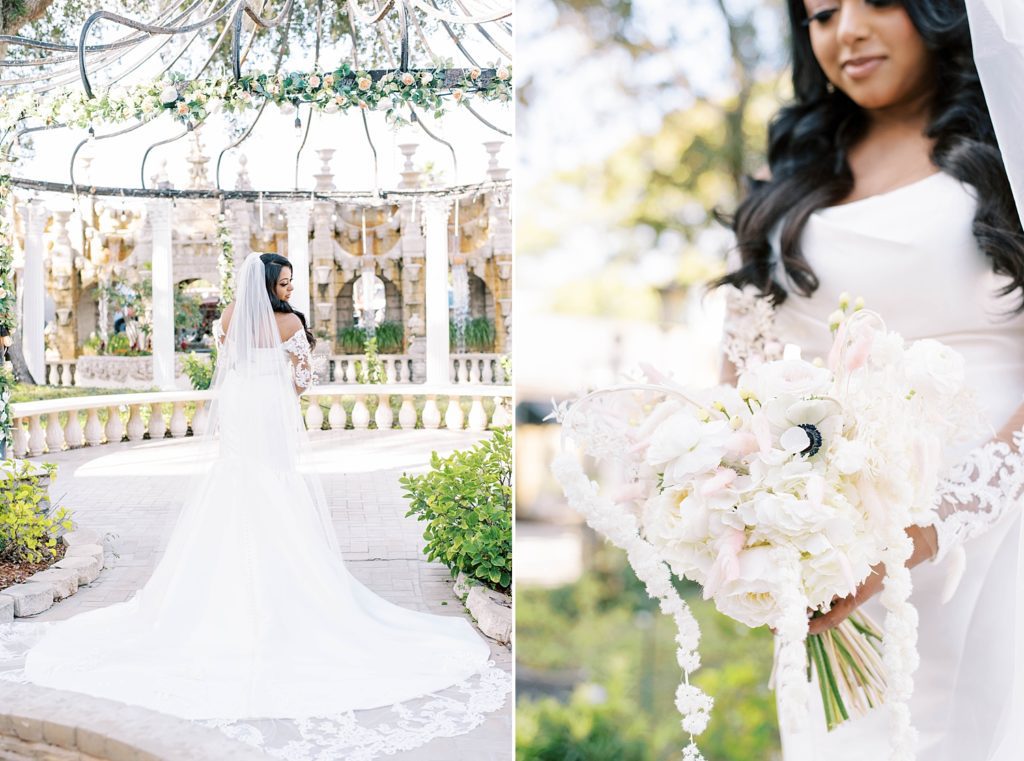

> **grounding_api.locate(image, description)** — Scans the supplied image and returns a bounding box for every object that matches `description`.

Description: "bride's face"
[803,0,934,113]
[275,267,294,302]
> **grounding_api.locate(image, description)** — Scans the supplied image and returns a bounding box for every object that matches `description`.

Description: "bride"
[3,252,505,754]
[718,1,1024,758]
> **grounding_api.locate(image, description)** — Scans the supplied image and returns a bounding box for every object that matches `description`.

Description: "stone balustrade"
[324,353,506,384]
[450,353,508,384]
[44,359,77,387]
[327,354,415,383]
[10,384,513,458]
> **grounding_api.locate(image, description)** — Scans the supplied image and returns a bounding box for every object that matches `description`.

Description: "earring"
[826,81,835,94]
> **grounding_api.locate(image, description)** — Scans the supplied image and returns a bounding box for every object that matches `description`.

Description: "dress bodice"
[772,171,1024,435]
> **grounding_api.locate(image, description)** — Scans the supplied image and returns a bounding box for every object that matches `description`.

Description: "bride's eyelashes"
[802,0,900,27]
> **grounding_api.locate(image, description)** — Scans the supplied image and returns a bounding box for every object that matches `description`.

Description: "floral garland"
[0,63,512,133]
[0,173,15,452]
[216,213,234,308]
[551,449,712,761]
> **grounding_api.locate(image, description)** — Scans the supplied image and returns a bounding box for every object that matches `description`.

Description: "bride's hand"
[806,524,938,636]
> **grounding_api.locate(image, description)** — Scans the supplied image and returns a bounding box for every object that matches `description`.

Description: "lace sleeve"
[932,429,1024,560]
[281,329,317,392]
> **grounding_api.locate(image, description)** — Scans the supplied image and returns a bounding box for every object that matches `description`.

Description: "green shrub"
[450,316,496,352]
[107,332,132,356]
[183,349,216,390]
[401,427,511,591]
[355,337,387,384]
[337,326,367,354]
[517,686,649,761]
[0,460,73,564]
[374,321,404,354]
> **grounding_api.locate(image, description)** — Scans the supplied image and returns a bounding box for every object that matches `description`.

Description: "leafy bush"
[183,349,217,390]
[337,326,367,354]
[450,316,496,352]
[517,687,649,761]
[107,332,134,356]
[355,337,387,384]
[374,321,404,354]
[0,460,73,564]
[401,427,511,591]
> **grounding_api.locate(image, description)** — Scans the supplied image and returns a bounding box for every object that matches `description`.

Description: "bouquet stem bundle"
[807,611,885,730]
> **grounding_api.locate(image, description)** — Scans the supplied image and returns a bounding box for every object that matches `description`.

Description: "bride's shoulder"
[277,312,305,342]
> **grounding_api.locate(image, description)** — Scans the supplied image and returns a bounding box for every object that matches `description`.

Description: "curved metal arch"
[215,101,269,190]
[294,105,314,190]
[231,0,295,79]
[409,106,457,184]
[1,0,209,88]
[464,102,510,136]
[0,0,204,64]
[347,0,398,26]
[360,109,381,197]
[140,117,212,189]
[78,0,240,97]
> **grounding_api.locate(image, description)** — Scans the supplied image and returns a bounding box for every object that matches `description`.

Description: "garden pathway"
[26,428,512,761]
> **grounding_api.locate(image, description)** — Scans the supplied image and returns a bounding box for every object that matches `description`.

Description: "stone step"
[65,543,105,569]
[3,582,54,617]
[28,567,80,600]
[0,595,12,623]
[53,555,101,585]
[466,585,512,644]
[62,528,100,547]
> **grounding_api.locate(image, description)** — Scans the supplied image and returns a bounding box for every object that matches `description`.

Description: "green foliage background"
[516,544,780,761]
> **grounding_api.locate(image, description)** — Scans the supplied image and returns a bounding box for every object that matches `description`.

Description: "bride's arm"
[810,402,1024,634]
[281,319,317,394]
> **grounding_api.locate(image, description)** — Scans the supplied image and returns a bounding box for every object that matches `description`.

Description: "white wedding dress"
[766,172,1024,760]
[0,253,509,759]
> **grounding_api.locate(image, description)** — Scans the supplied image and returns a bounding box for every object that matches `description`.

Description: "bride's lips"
[842,56,886,80]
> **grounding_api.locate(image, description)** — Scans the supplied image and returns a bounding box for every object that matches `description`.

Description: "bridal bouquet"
[552,303,978,761]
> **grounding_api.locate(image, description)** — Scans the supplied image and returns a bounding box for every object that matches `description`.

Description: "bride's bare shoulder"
[220,302,235,329]
[276,312,303,341]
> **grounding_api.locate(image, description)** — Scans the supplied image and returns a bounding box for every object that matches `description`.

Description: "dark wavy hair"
[259,253,315,348]
[716,0,1024,311]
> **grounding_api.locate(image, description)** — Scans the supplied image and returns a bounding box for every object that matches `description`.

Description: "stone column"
[148,199,175,390]
[422,198,451,385]
[311,199,337,349]
[488,187,513,355]
[285,201,313,320]
[21,199,48,384]
[226,199,252,291]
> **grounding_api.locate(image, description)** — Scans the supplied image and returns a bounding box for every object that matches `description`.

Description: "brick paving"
[25,429,512,760]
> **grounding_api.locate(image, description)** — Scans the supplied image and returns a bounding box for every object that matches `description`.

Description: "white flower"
[140,96,159,114]
[832,437,868,474]
[469,67,481,80]
[358,76,373,91]
[308,74,321,88]
[496,66,510,80]
[401,72,415,86]
[419,71,433,85]
[904,338,966,399]
[159,86,179,104]
[207,96,223,114]
[710,546,782,628]
[646,414,731,483]
[741,358,832,400]
[452,88,465,102]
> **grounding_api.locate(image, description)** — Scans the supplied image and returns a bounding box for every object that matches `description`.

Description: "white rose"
[401,72,415,86]
[207,96,223,114]
[710,546,782,628]
[746,492,828,539]
[140,96,158,114]
[743,358,832,400]
[905,338,966,399]
[159,86,179,104]
[802,547,873,609]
